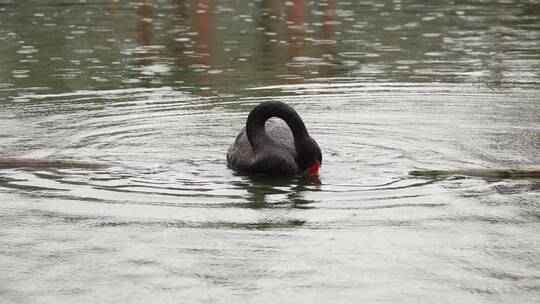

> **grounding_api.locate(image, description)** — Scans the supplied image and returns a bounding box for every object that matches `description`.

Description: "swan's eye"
[307,159,320,174]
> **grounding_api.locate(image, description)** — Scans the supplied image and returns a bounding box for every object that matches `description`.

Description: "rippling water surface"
[1,1,539,303]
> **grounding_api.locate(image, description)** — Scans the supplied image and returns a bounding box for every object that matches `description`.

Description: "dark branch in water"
[0,158,110,169]
[409,168,540,178]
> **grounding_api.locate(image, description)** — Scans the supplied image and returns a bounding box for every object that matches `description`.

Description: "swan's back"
[227,119,298,174]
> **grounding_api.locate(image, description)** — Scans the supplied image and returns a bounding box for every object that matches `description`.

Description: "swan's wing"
[226,119,299,174]
[265,118,296,156]
[226,127,255,171]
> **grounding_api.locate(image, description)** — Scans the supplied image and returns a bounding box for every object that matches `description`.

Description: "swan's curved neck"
[246,101,308,151]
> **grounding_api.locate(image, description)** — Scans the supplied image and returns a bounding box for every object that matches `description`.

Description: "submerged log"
[0,157,109,169]
[409,168,540,178]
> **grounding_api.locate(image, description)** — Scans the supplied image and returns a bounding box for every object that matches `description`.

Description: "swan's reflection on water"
[233,173,321,210]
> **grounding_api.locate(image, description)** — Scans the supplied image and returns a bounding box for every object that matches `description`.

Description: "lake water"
[1,0,539,303]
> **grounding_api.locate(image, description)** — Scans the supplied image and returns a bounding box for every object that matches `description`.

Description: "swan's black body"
[227,101,321,175]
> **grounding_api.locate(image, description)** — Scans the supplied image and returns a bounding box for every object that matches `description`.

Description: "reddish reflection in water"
[321,0,336,77]
[130,0,339,88]
[194,0,211,85]
[135,0,153,66]
[288,0,305,82]
[107,0,117,19]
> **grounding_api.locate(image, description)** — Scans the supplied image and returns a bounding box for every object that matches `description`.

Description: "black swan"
[227,101,322,175]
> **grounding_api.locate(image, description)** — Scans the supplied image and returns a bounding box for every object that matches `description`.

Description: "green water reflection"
[1,0,539,97]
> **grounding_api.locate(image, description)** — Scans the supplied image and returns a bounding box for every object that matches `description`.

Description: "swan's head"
[296,136,322,174]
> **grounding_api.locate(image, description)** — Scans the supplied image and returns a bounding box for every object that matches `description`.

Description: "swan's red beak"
[307,160,320,175]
